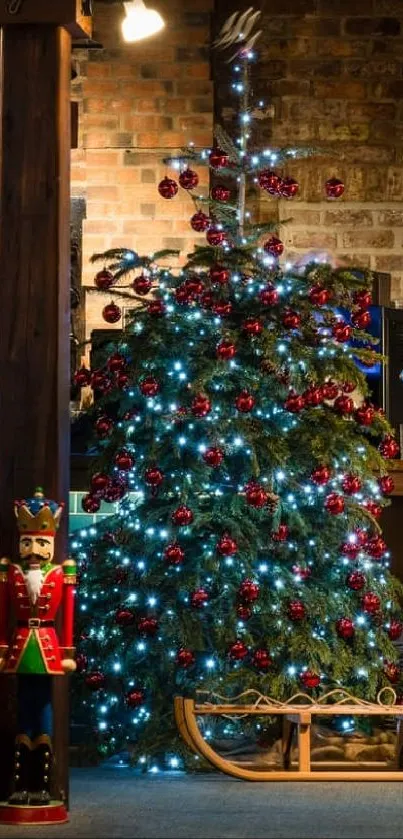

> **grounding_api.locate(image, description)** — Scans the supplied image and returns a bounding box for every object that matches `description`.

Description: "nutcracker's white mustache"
[24,567,44,605]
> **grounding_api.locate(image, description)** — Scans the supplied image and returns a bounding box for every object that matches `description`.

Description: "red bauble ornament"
[138,617,159,637]
[237,604,252,620]
[164,542,185,566]
[90,472,110,494]
[211,184,231,201]
[259,284,279,306]
[114,449,135,471]
[379,435,400,459]
[175,285,192,306]
[212,301,232,317]
[191,393,212,417]
[300,671,321,689]
[190,211,211,232]
[190,588,209,608]
[309,284,331,306]
[217,532,238,556]
[303,386,323,407]
[158,176,178,199]
[217,339,236,360]
[239,579,260,602]
[139,375,160,397]
[95,415,114,438]
[288,600,306,621]
[352,310,371,330]
[95,269,115,290]
[334,395,354,415]
[235,390,255,413]
[85,671,106,691]
[171,505,194,526]
[322,380,339,400]
[272,524,289,542]
[285,391,305,413]
[388,620,403,641]
[179,168,199,190]
[184,276,204,297]
[102,302,121,324]
[362,499,383,519]
[242,317,263,336]
[361,591,381,614]
[91,370,111,394]
[292,565,312,580]
[252,648,272,670]
[342,474,362,495]
[203,447,224,468]
[354,289,372,310]
[107,353,127,374]
[332,320,352,342]
[311,465,331,485]
[355,404,375,426]
[280,177,299,198]
[325,493,345,515]
[104,477,128,503]
[340,542,360,560]
[209,148,229,169]
[336,618,355,640]
[133,274,152,296]
[206,226,225,247]
[347,570,366,590]
[81,494,100,514]
[366,536,387,559]
[209,264,230,285]
[148,299,166,316]
[264,236,284,257]
[258,169,281,194]
[384,662,400,684]
[245,483,269,508]
[115,371,130,390]
[115,608,135,626]
[325,177,345,199]
[342,381,356,393]
[282,310,301,330]
[378,475,394,495]
[126,689,145,708]
[176,648,195,668]
[74,366,91,387]
[144,466,164,487]
[228,640,248,660]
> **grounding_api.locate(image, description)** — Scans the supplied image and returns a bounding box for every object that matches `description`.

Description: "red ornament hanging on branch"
[139,375,160,397]
[171,505,194,526]
[378,475,394,495]
[342,474,362,495]
[217,339,237,360]
[115,608,135,626]
[90,472,110,494]
[148,299,166,316]
[190,588,209,609]
[158,176,178,199]
[209,148,229,169]
[325,178,345,199]
[176,648,195,668]
[259,284,279,306]
[272,524,289,542]
[355,403,375,426]
[102,302,121,324]
[211,184,231,201]
[144,466,164,489]
[334,394,354,415]
[216,532,238,556]
[309,285,331,306]
[332,320,351,343]
[280,177,299,198]
[235,390,255,413]
[114,450,135,471]
[336,618,355,640]
[81,494,100,514]
[126,689,145,708]
[300,671,321,689]
[179,168,199,190]
[209,264,230,285]
[164,543,185,566]
[191,393,212,417]
[245,482,269,508]
[238,579,260,602]
[133,274,152,296]
[352,310,371,330]
[190,211,211,232]
[258,169,281,194]
[95,415,114,438]
[138,617,159,637]
[94,269,115,290]
[206,226,226,247]
[379,435,399,459]
[263,236,284,257]
[354,289,372,310]
[284,391,305,413]
[228,640,248,660]
[252,648,272,670]
[311,465,331,485]
[288,600,306,621]
[361,591,381,614]
[242,317,263,336]
[85,671,106,692]
[388,620,403,641]
[322,380,339,400]
[74,367,91,387]
[325,493,345,515]
[346,570,366,590]
[203,447,224,468]
[107,353,127,373]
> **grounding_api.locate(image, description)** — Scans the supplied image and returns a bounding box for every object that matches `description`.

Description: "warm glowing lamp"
[122,0,165,43]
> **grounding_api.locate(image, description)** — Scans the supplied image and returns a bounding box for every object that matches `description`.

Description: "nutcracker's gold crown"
[14,488,64,536]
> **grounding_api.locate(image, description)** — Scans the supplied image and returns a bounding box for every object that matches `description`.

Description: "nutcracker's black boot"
[8,735,32,805]
[29,736,52,805]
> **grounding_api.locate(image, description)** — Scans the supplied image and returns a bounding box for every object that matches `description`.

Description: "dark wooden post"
[0,0,91,807]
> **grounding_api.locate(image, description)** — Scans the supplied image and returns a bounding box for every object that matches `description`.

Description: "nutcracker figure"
[0,488,75,824]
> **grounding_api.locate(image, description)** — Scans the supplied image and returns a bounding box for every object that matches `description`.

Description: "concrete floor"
[0,768,403,838]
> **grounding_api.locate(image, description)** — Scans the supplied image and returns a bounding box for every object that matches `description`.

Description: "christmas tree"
[71,9,403,768]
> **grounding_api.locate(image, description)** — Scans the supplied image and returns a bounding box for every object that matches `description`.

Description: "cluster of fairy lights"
[71,46,395,771]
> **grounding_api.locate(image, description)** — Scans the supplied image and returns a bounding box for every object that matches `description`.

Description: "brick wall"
[215,0,403,300]
[71,0,213,342]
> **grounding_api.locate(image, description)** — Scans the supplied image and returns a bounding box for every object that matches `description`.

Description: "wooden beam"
[0,0,92,38]
[0,21,72,804]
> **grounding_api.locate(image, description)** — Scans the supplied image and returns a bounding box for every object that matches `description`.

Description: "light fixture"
[121,0,165,43]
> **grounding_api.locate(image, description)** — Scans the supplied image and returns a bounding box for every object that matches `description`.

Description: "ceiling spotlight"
[122,0,165,43]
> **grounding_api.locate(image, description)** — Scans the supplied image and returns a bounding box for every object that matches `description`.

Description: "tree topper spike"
[214,7,262,55]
